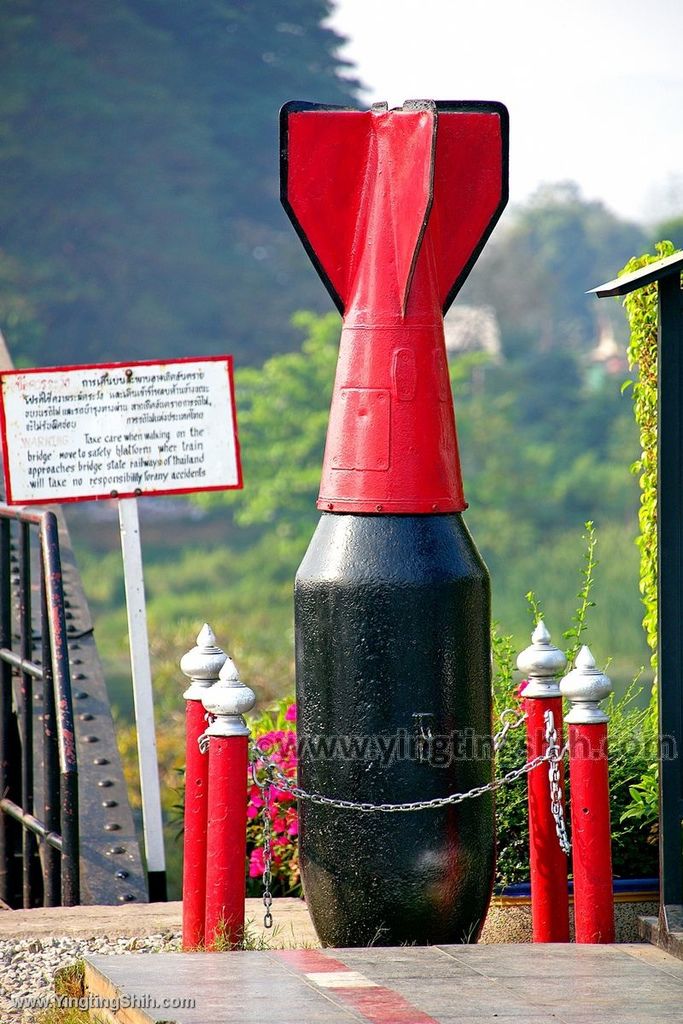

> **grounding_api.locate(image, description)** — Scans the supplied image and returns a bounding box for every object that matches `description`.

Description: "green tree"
[461,182,647,358]
[653,216,683,250]
[0,0,360,367]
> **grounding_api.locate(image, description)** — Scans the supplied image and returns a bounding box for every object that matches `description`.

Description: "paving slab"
[83,943,683,1024]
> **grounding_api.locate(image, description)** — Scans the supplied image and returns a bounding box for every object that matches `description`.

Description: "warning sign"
[0,356,242,504]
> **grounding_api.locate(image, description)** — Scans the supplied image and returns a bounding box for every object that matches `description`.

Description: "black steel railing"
[0,505,79,907]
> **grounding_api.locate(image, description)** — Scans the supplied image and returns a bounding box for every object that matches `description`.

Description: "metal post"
[179,624,226,950]
[658,271,683,931]
[40,563,60,907]
[517,620,570,942]
[40,513,80,907]
[118,497,166,901]
[0,516,20,906]
[202,654,255,949]
[18,521,39,907]
[590,252,683,939]
[561,645,615,942]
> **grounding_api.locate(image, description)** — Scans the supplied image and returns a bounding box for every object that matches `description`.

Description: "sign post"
[118,496,166,900]
[0,355,242,901]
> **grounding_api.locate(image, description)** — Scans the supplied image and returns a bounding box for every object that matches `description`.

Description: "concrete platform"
[84,943,683,1024]
[639,913,683,961]
[0,898,316,944]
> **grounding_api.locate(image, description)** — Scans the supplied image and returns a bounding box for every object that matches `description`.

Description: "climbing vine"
[621,240,678,666]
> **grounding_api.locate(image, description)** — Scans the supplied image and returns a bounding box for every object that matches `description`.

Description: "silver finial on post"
[180,623,227,701]
[516,620,567,698]
[201,654,256,738]
[560,645,612,724]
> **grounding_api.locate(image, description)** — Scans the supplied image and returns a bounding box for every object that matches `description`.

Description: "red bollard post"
[561,645,615,943]
[180,624,226,950]
[202,654,256,949]
[517,621,570,942]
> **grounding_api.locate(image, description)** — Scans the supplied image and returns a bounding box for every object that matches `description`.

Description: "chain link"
[493,708,527,752]
[544,709,571,856]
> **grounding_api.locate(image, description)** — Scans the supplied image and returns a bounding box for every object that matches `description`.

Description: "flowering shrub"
[247,697,301,897]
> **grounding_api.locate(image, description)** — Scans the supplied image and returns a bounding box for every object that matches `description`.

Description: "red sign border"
[0,354,243,506]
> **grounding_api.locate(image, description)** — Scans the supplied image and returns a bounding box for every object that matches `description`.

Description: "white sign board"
[0,356,242,504]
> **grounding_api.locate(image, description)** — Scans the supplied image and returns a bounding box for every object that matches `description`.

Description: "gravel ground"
[0,930,181,1022]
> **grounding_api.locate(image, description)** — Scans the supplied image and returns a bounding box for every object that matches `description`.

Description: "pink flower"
[285,703,297,722]
[249,847,265,878]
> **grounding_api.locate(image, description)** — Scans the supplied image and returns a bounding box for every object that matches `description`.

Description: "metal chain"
[250,724,567,927]
[493,708,527,752]
[261,783,273,929]
[252,742,556,815]
[544,709,571,855]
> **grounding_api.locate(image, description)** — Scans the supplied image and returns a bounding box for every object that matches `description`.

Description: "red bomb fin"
[280,101,436,317]
[427,101,509,313]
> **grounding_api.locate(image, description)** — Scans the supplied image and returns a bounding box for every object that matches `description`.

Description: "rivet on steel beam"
[79,713,94,721]
[102,800,118,808]
[118,893,135,902]
[516,620,567,698]
[74,692,89,699]
[115,870,129,879]
[104,823,121,831]
[106,847,126,856]
[98,779,114,788]
[83,735,99,743]
[93,757,109,765]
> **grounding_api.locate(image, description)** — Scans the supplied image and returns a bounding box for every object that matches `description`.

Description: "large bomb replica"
[281,99,509,946]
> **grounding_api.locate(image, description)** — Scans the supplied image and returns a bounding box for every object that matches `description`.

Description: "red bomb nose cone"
[281,100,508,514]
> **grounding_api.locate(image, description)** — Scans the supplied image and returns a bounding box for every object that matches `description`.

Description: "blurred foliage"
[459,182,647,358]
[653,217,683,251]
[0,0,359,367]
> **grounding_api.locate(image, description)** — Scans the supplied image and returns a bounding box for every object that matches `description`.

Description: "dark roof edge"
[589,250,683,298]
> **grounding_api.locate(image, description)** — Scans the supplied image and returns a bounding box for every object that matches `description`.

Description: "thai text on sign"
[0,356,242,504]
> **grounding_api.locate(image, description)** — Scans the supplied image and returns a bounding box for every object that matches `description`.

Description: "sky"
[327,0,683,225]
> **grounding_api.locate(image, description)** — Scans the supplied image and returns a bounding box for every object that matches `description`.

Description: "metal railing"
[0,505,79,907]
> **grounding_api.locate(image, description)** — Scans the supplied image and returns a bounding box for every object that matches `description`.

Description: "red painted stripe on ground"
[273,949,440,1024]
[275,949,351,972]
